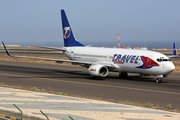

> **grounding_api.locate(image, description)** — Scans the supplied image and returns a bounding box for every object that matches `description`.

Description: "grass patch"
[166,104,172,110]
[144,102,154,107]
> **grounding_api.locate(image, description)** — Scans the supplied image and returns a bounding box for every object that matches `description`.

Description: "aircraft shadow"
[107,75,168,83]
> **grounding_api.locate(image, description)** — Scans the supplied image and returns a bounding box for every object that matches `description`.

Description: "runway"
[0,61,180,109]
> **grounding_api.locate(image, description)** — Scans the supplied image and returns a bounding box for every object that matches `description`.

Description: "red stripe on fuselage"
[141,56,159,68]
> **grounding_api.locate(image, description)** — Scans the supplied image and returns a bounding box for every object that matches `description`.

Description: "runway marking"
[0,72,180,96]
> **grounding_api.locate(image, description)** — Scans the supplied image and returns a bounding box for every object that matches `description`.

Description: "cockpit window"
[157,59,171,62]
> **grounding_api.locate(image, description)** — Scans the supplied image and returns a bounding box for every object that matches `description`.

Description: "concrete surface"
[0,87,179,120]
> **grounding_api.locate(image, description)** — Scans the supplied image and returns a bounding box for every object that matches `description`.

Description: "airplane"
[2,9,178,83]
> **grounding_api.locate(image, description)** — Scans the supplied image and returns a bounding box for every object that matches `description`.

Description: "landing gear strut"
[156,78,162,83]
[156,75,163,83]
[119,72,128,79]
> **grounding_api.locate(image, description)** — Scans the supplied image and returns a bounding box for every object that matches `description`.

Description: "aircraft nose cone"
[166,62,175,73]
[172,64,175,71]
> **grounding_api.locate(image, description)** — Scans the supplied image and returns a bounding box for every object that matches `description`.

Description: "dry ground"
[0,55,71,66]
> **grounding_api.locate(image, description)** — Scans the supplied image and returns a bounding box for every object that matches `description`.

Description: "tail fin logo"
[63,27,71,39]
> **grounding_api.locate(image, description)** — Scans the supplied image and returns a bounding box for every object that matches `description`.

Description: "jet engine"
[88,64,108,77]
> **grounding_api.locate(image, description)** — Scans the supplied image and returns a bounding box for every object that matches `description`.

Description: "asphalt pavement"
[0,61,180,109]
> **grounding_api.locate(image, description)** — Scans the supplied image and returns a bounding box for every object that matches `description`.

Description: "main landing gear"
[119,72,128,79]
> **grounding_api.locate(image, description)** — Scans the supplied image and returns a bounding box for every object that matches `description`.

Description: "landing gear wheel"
[156,78,162,83]
[119,72,128,79]
[91,76,95,78]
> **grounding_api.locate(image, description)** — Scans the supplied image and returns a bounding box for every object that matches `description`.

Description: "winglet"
[2,41,12,56]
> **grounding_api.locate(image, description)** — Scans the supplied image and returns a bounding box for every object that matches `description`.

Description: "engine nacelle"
[88,64,108,77]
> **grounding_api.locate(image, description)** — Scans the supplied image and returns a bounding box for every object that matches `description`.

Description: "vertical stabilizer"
[168,43,177,58]
[61,10,84,47]
[173,43,177,56]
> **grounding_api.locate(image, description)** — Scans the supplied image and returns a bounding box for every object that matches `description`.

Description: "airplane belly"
[121,64,137,73]
[137,67,161,75]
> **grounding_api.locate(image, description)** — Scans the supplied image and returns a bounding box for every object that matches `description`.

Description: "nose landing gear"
[156,75,163,83]
[156,78,162,83]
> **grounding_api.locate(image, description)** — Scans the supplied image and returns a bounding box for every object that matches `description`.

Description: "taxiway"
[0,61,180,109]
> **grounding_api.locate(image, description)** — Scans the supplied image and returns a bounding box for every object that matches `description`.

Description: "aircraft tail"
[173,43,177,56]
[61,10,84,47]
[168,43,178,58]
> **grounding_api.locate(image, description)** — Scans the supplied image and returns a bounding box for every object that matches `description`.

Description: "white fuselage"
[64,47,175,76]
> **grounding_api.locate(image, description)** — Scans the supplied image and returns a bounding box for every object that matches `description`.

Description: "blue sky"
[0,0,180,48]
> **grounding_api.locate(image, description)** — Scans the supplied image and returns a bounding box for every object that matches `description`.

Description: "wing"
[2,41,93,65]
[2,41,116,69]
